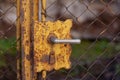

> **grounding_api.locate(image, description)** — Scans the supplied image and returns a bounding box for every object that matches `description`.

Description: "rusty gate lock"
[17,0,81,80]
[34,19,80,72]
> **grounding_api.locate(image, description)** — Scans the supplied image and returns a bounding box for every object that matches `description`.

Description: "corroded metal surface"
[17,0,21,80]
[31,0,39,80]
[34,19,72,72]
[19,0,72,79]
[20,0,32,80]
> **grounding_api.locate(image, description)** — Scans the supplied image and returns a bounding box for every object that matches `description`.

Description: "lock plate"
[34,19,72,72]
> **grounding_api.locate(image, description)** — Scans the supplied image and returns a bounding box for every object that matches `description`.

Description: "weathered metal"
[18,0,75,80]
[34,20,72,72]
[33,0,39,21]
[31,0,39,80]
[18,0,40,80]
[20,0,32,80]
[17,0,21,80]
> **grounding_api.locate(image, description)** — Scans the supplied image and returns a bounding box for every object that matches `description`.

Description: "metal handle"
[50,37,81,44]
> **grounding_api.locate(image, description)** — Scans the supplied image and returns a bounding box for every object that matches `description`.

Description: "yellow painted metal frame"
[20,0,31,80]
[17,0,39,80]
[17,0,72,80]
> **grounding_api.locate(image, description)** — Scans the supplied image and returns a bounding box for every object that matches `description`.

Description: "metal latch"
[33,0,81,79]
[34,20,81,72]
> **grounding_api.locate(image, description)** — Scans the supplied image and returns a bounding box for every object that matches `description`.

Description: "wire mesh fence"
[0,0,120,80]
[0,0,17,80]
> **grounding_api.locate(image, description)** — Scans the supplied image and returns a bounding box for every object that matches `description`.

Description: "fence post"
[17,0,40,80]
[17,0,21,80]
[31,0,39,80]
[17,0,46,79]
[20,0,32,80]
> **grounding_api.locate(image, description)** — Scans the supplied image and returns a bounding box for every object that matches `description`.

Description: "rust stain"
[49,51,55,65]
[20,0,32,80]
[31,0,39,80]
[34,19,72,72]
[19,0,72,79]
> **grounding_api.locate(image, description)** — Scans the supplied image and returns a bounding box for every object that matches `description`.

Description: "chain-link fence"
[0,0,17,80]
[0,0,120,80]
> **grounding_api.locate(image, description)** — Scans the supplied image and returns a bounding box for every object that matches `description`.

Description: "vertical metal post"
[17,0,21,80]
[31,0,39,80]
[33,0,39,21]
[18,0,46,79]
[20,0,32,80]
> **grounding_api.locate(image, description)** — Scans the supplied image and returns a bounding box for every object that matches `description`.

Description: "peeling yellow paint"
[34,19,72,72]
[19,0,73,79]
[21,0,31,80]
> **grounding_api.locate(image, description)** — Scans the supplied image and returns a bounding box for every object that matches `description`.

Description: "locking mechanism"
[34,19,80,72]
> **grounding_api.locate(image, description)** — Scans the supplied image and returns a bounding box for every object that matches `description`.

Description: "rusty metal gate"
[17,0,80,80]
[0,0,120,80]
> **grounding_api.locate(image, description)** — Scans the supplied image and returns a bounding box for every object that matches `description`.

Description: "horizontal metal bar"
[50,37,81,44]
